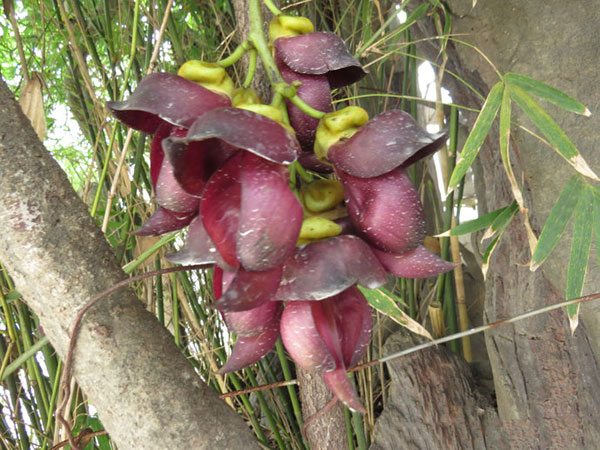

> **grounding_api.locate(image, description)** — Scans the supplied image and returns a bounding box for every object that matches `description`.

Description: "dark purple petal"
[171,107,300,164]
[373,244,455,278]
[339,167,425,254]
[278,56,333,151]
[238,153,302,271]
[133,207,195,236]
[106,73,231,134]
[165,216,228,267]
[280,301,337,372]
[224,301,282,337]
[335,286,372,367]
[155,151,200,214]
[298,152,334,173]
[163,138,236,197]
[216,316,280,374]
[200,153,242,268]
[274,235,387,301]
[328,110,447,178]
[213,265,283,312]
[274,32,367,88]
[322,369,366,413]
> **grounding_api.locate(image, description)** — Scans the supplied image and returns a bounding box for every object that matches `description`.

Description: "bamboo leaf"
[481,235,500,280]
[594,188,600,266]
[482,200,518,240]
[504,72,591,116]
[448,82,504,190]
[359,287,433,341]
[531,175,584,271]
[565,186,593,333]
[439,204,509,237]
[509,85,598,181]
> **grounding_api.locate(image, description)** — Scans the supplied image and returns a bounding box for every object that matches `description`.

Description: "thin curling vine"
[106,0,454,412]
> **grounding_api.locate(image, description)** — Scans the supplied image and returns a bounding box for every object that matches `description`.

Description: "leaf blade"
[504,72,591,116]
[448,82,504,190]
[531,175,584,270]
[509,85,598,181]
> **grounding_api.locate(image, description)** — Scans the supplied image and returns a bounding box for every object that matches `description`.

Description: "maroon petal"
[163,138,237,197]
[165,216,227,267]
[322,369,366,413]
[373,244,455,278]
[334,286,372,367]
[106,73,231,134]
[224,301,282,337]
[274,32,366,89]
[298,152,334,173]
[238,153,302,271]
[278,56,333,151]
[274,235,387,301]
[200,153,242,268]
[133,207,195,236]
[171,107,300,164]
[280,301,337,372]
[328,110,447,178]
[339,167,425,254]
[216,316,280,374]
[212,265,283,312]
[155,151,200,214]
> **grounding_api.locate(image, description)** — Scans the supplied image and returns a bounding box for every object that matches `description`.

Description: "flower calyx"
[314,106,369,161]
[178,60,234,98]
[269,15,314,42]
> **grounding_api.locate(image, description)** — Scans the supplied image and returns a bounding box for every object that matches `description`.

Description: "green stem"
[248,0,284,86]
[262,0,282,16]
[292,161,313,183]
[288,93,326,119]
[243,49,258,88]
[218,40,251,67]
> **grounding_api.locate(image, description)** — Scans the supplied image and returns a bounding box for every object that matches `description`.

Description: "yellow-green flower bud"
[269,15,314,42]
[232,88,263,107]
[178,61,234,98]
[237,104,295,134]
[302,179,344,213]
[297,216,342,245]
[314,106,369,161]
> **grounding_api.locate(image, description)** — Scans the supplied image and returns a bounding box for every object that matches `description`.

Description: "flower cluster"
[107,15,453,413]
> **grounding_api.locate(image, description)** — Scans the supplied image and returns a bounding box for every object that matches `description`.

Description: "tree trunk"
[0,78,259,450]
[429,1,600,447]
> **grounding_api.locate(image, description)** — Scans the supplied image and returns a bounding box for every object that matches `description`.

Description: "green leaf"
[531,175,584,270]
[441,204,509,236]
[504,72,591,116]
[566,186,594,332]
[508,85,598,181]
[448,82,504,190]
[481,234,501,279]
[359,287,432,340]
[5,289,22,302]
[482,200,519,240]
[594,189,600,266]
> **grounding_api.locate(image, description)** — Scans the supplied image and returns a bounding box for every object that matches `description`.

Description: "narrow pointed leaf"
[531,175,584,270]
[481,235,501,280]
[566,186,594,332]
[509,85,598,181]
[359,287,433,340]
[504,72,591,116]
[441,205,508,237]
[449,82,504,189]
[482,200,518,240]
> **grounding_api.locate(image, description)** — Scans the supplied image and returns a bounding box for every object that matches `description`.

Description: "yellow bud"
[178,60,234,98]
[236,104,295,134]
[269,15,314,42]
[298,216,342,243]
[302,179,344,213]
[314,106,369,161]
[232,88,263,107]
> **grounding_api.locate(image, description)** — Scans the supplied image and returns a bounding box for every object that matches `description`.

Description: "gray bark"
[370,329,505,450]
[429,1,600,448]
[0,78,259,449]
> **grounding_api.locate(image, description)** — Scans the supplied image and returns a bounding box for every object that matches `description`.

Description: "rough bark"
[370,329,505,449]
[412,1,600,447]
[297,368,348,450]
[0,78,259,449]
